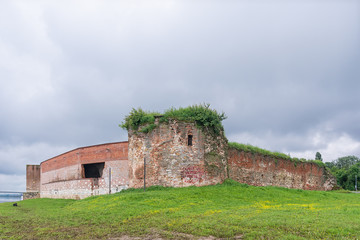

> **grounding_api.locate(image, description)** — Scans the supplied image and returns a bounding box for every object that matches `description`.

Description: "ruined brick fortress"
[26,117,336,200]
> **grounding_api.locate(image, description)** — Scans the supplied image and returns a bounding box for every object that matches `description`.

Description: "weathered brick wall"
[128,119,227,188]
[30,124,337,200]
[26,165,41,192]
[40,142,129,199]
[228,148,336,190]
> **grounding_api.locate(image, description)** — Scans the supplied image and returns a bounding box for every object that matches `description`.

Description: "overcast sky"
[1,0,359,191]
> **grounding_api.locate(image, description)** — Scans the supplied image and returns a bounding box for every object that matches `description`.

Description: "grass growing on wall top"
[120,104,226,134]
[1,180,360,239]
[120,108,160,133]
[228,142,325,167]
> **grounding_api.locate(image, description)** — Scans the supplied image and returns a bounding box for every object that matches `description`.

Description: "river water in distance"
[0,193,23,203]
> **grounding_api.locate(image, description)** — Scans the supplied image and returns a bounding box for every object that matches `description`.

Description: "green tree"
[315,152,323,162]
[334,156,360,169]
[327,156,360,190]
[333,163,360,190]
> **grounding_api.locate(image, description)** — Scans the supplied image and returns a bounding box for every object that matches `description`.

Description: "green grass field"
[1,180,360,239]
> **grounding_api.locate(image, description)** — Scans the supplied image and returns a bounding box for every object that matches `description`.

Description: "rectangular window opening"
[188,135,193,146]
[83,162,105,178]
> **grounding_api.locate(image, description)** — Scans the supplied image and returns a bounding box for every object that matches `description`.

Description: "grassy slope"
[1,180,360,240]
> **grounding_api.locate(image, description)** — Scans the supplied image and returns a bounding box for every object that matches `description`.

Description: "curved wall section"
[40,142,129,199]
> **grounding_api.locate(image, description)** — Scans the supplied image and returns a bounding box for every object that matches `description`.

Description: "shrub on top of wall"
[119,108,160,133]
[228,142,325,168]
[120,104,227,135]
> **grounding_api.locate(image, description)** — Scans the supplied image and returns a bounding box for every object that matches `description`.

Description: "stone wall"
[228,147,336,190]
[128,118,228,188]
[40,142,129,199]
[23,192,40,200]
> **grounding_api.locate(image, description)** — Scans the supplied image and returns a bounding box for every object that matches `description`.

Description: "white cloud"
[0,143,74,175]
[291,133,360,162]
[0,142,76,191]
[0,174,25,192]
[0,41,54,104]
[228,131,360,162]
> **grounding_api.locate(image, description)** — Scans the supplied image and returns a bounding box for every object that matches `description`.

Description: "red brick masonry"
[39,142,129,199]
[228,148,336,191]
[27,125,336,199]
[41,142,128,173]
[26,165,40,192]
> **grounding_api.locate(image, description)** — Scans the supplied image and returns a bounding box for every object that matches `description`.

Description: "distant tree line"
[325,155,360,191]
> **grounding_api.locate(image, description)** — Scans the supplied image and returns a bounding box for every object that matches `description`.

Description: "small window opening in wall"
[188,135,193,146]
[83,162,105,178]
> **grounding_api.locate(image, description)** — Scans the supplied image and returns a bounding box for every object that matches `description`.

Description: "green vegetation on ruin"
[228,142,326,168]
[1,180,360,239]
[120,104,226,135]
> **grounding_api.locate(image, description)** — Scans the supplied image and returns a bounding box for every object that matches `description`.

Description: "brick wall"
[228,148,336,191]
[40,142,129,199]
[41,142,128,173]
[128,118,227,188]
[26,165,40,192]
[30,126,337,200]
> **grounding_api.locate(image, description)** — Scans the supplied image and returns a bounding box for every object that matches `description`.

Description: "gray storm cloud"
[0,0,359,191]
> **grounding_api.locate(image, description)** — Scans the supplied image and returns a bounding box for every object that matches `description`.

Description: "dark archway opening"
[83,162,105,178]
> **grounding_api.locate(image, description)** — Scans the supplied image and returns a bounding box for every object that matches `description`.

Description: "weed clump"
[120,108,160,133]
[120,104,226,135]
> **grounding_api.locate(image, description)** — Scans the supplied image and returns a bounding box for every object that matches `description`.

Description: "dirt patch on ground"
[110,236,242,240]
[109,229,243,240]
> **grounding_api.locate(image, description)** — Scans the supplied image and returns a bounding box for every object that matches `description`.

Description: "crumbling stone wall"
[27,117,338,200]
[228,147,336,190]
[128,118,228,188]
[40,142,129,199]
